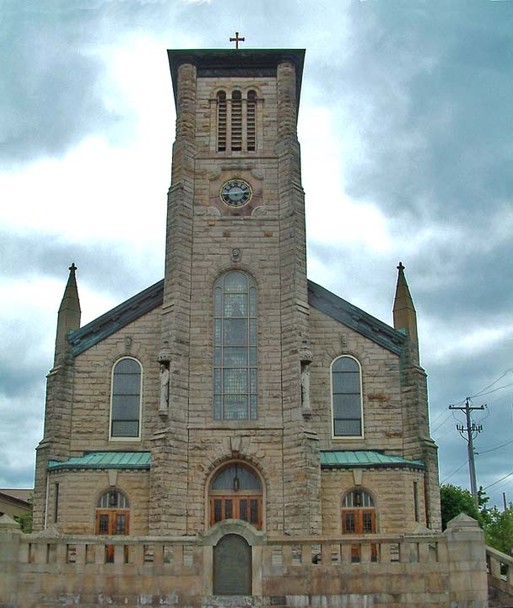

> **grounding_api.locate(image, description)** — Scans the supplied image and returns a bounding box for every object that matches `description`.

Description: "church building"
[32,45,442,597]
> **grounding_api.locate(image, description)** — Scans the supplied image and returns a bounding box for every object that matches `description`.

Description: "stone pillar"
[445,513,488,607]
[152,59,197,535]
[276,59,321,536]
[0,515,21,606]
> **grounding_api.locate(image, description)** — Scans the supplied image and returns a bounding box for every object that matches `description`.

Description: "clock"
[220,179,252,207]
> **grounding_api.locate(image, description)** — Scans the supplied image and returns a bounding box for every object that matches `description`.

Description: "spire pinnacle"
[393,262,419,364]
[54,263,81,365]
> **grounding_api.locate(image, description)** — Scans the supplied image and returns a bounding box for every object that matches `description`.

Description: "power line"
[470,369,513,400]
[431,411,454,434]
[478,437,513,455]
[441,460,468,484]
[484,470,513,491]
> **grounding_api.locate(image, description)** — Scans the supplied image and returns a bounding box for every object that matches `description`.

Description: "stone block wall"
[46,470,150,535]
[308,307,404,451]
[70,308,162,453]
[321,467,428,535]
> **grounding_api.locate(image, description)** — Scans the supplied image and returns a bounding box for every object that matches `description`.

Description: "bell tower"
[150,47,320,536]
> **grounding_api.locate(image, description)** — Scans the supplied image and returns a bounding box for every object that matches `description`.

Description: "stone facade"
[25,47,463,605]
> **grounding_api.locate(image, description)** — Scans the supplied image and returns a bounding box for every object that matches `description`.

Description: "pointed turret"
[54,263,81,365]
[393,262,419,365]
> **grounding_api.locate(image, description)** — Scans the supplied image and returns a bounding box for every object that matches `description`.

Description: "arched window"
[231,90,243,151]
[97,489,129,510]
[342,489,374,510]
[110,357,142,439]
[331,356,363,437]
[213,271,257,420]
[217,90,227,152]
[209,463,263,529]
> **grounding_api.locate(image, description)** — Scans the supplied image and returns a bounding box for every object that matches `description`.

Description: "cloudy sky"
[1,0,513,509]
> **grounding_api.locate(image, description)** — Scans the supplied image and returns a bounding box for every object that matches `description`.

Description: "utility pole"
[449,398,485,504]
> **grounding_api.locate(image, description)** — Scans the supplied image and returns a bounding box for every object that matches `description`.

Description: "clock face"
[220,179,252,207]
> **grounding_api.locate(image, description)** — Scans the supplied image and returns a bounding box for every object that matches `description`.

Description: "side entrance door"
[96,509,129,562]
[342,508,377,562]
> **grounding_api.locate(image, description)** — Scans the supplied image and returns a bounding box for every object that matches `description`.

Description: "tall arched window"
[213,271,257,420]
[110,357,142,438]
[331,356,363,437]
[209,463,263,529]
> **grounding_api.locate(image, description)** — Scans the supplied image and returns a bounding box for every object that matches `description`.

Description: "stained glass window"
[111,358,142,438]
[213,272,257,420]
[332,356,363,437]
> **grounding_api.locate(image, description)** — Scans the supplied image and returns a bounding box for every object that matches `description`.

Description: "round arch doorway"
[213,533,252,595]
[209,462,263,529]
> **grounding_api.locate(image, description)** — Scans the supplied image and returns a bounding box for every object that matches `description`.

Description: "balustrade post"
[0,515,21,606]
[445,513,488,607]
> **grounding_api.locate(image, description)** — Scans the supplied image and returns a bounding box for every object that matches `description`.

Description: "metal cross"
[230,32,245,49]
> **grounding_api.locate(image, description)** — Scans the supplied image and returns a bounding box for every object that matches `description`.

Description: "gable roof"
[68,279,405,357]
[69,280,164,356]
[307,280,405,355]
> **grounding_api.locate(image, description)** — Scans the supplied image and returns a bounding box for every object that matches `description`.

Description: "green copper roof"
[48,452,151,471]
[320,450,425,470]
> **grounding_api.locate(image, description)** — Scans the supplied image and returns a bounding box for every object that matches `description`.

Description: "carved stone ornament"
[231,248,242,262]
[158,343,172,363]
[124,336,132,353]
[230,435,242,454]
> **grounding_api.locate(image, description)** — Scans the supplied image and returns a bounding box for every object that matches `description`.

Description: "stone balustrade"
[0,513,490,607]
[487,545,513,605]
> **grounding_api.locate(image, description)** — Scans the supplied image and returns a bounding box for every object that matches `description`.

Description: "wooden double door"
[342,508,377,562]
[96,509,129,562]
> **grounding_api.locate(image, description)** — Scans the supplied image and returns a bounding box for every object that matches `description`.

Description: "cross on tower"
[229,32,245,49]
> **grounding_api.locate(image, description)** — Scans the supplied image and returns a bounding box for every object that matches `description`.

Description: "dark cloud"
[417,243,513,320]
[306,0,513,227]
[0,3,123,165]
[0,0,312,167]
[1,229,162,298]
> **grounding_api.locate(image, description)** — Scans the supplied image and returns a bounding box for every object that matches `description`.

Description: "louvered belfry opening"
[246,90,256,152]
[230,90,243,151]
[216,89,258,153]
[217,90,227,152]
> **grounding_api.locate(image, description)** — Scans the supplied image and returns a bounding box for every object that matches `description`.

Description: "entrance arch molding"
[203,457,267,530]
[199,519,266,546]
